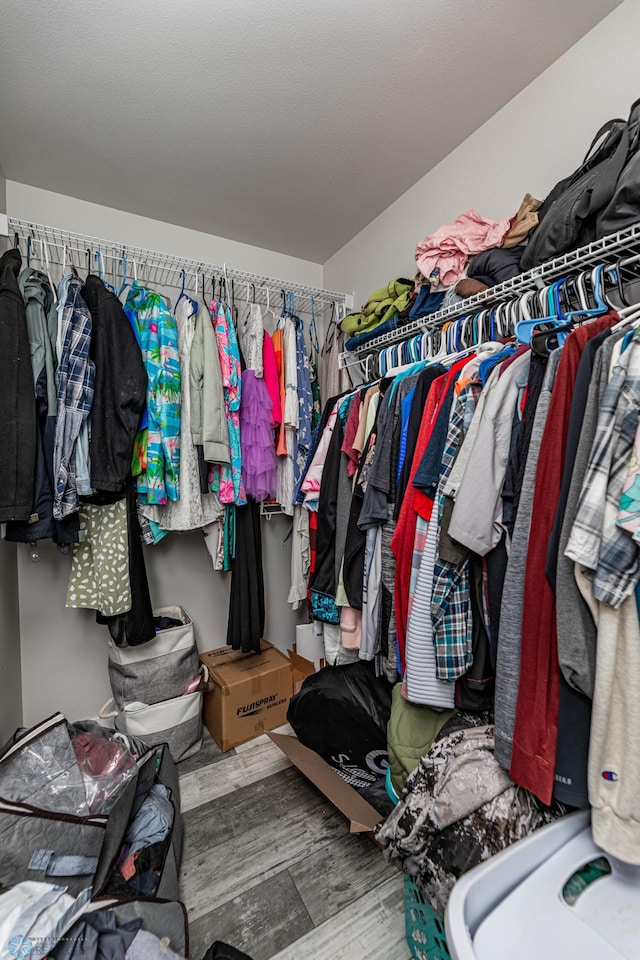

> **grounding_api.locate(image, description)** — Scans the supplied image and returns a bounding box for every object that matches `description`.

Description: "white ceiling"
[0,0,621,263]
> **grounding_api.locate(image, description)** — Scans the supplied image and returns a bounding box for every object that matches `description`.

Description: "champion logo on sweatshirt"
[601,770,619,782]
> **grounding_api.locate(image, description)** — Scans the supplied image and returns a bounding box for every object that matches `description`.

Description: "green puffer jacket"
[387,684,455,795]
[341,278,414,337]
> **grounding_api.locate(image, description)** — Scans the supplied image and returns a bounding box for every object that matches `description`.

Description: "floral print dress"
[124,281,181,505]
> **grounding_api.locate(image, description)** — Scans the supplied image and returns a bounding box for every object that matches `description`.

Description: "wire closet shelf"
[338,220,640,369]
[8,218,350,314]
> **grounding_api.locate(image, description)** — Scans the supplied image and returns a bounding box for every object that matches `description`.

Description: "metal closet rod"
[8,218,349,309]
[338,219,640,367]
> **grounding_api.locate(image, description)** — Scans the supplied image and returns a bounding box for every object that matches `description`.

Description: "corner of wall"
[0,542,23,740]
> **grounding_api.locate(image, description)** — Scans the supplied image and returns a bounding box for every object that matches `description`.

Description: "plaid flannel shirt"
[431,387,474,680]
[565,336,640,607]
[53,277,95,520]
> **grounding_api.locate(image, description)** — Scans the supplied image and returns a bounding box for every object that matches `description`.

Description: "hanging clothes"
[66,498,131,616]
[236,302,264,377]
[511,312,618,806]
[208,299,246,506]
[84,275,147,498]
[189,295,230,468]
[0,248,36,522]
[95,480,155,647]
[124,281,181,506]
[293,319,313,494]
[276,316,298,513]
[143,298,223,531]
[240,370,277,502]
[262,331,281,429]
[5,267,80,547]
[226,499,264,653]
[54,274,95,510]
[238,301,277,501]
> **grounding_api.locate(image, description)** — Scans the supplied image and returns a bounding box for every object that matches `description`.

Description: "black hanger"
[614,257,632,307]
[531,322,573,357]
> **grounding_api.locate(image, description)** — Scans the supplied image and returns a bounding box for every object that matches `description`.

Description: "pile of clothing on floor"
[0,887,255,960]
[377,707,566,914]
[0,711,259,959]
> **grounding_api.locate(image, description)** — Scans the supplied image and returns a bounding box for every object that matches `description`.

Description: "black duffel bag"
[520,105,636,271]
[597,99,640,237]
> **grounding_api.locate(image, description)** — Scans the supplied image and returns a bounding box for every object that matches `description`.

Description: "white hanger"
[41,238,58,304]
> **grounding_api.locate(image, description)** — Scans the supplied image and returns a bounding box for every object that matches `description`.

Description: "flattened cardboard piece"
[201,643,292,751]
[269,732,382,834]
[288,647,318,695]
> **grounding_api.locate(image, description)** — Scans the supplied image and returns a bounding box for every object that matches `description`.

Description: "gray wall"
[17,506,307,726]
[0,536,23,740]
[0,184,22,740]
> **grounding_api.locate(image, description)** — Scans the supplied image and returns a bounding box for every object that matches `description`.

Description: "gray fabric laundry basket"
[101,683,205,764]
[108,605,199,710]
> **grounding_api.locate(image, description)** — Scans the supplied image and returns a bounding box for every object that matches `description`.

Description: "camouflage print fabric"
[375,712,566,914]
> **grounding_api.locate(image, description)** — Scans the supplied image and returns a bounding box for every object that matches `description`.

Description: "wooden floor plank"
[177,728,233,776]
[187,869,313,960]
[179,778,350,922]
[178,738,292,812]
[233,722,294,755]
[178,726,407,959]
[269,875,410,960]
[182,766,325,861]
[288,831,397,926]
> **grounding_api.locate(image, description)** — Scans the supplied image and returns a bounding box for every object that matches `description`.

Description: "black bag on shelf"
[597,99,640,237]
[287,660,392,789]
[519,107,634,271]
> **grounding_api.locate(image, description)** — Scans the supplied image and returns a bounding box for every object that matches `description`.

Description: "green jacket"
[387,684,454,794]
[341,278,414,337]
[190,305,230,464]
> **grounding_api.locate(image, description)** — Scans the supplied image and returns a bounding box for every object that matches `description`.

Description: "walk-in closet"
[2,2,640,958]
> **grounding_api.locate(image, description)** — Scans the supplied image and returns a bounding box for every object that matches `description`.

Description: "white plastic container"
[446,810,640,960]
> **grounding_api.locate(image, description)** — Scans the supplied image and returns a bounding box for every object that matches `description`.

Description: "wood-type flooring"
[178,726,409,960]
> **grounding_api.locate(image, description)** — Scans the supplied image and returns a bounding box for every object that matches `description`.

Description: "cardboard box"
[200,640,292,751]
[269,732,383,834]
[288,646,324,695]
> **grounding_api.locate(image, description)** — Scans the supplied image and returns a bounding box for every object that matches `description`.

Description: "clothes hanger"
[94,250,117,294]
[309,296,320,363]
[174,268,188,314]
[514,278,567,344]
[41,238,58,304]
[564,264,607,325]
[117,251,128,298]
[64,243,79,279]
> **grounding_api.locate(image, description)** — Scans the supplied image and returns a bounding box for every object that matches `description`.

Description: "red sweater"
[510,313,618,804]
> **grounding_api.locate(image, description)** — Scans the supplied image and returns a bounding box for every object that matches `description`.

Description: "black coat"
[0,248,35,522]
[82,275,147,497]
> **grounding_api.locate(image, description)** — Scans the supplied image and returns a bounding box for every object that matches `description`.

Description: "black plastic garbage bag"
[287,661,393,790]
